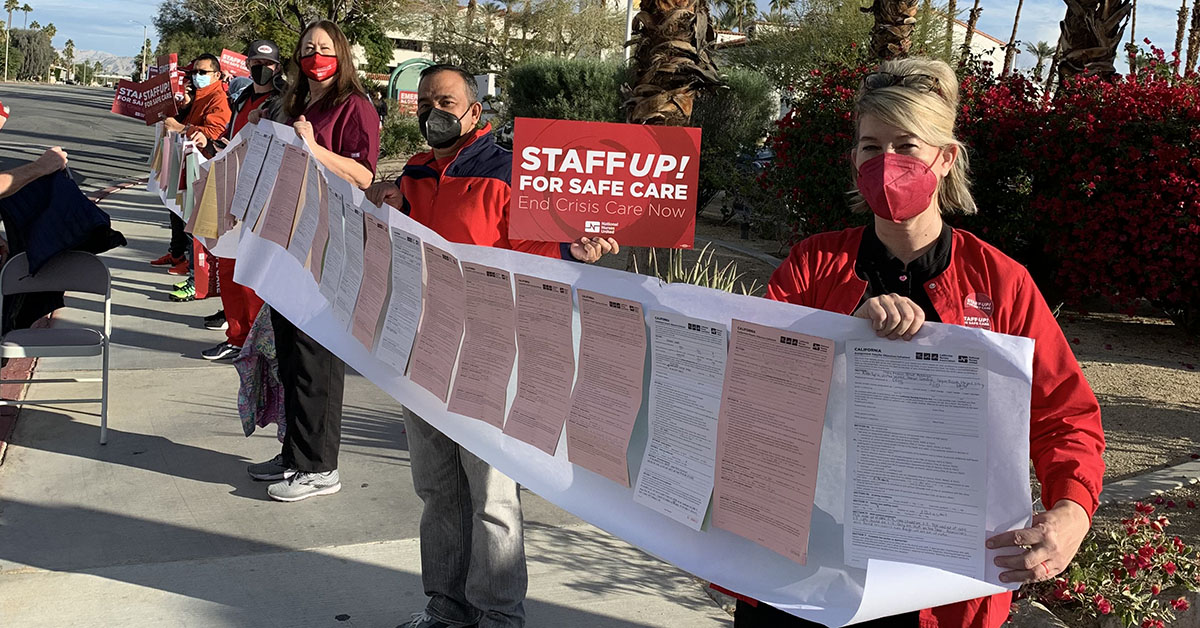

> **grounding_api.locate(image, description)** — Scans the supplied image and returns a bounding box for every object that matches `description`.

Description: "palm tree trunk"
[959,0,981,63]
[1045,38,1061,93]
[1127,0,1138,73]
[1057,0,1134,84]
[944,0,957,59]
[1188,0,1200,73]
[1175,0,1189,74]
[1002,0,1023,75]
[861,0,920,60]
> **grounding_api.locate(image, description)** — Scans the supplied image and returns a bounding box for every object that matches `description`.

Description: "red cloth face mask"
[300,53,339,81]
[855,152,939,223]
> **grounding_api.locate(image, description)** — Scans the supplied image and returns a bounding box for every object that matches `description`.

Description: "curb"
[0,181,131,466]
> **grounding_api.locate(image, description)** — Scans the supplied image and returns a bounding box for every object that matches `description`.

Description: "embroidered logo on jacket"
[963,292,993,330]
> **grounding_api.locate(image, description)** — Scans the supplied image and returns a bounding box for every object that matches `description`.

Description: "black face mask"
[250,64,276,87]
[419,107,470,149]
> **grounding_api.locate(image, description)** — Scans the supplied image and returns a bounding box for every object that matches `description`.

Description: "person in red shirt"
[366,64,617,628]
[199,39,286,360]
[149,54,232,280]
[244,20,380,503]
[729,57,1105,628]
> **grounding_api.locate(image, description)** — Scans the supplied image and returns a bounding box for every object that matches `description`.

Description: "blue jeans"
[405,409,528,628]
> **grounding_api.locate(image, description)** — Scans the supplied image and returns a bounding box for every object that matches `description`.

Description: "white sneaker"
[267,470,341,502]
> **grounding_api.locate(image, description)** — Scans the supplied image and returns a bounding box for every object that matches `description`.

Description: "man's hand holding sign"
[507,117,701,249]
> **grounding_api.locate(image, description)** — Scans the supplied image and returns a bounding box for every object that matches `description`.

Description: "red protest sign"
[509,117,701,249]
[141,72,180,126]
[220,49,250,78]
[148,53,177,78]
[398,90,418,115]
[111,79,146,121]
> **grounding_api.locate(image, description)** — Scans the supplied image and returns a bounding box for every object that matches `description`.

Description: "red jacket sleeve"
[1011,272,1105,518]
[765,240,813,306]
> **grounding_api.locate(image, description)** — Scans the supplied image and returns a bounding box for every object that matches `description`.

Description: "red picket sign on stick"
[141,72,180,126]
[509,117,701,249]
[220,49,250,78]
[110,79,146,121]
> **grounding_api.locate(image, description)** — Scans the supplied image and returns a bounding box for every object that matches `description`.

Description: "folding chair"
[0,252,111,444]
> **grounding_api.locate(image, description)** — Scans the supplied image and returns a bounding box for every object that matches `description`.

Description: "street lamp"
[130,19,148,81]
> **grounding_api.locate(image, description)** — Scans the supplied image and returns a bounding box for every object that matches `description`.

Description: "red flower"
[1074,581,1085,594]
[1189,501,1197,508]
[1136,502,1156,514]
[1172,597,1190,611]
[1152,584,1161,595]
[1164,561,1178,576]
[1094,595,1112,615]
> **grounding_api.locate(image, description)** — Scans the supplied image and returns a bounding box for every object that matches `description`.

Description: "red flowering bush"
[761,52,1200,329]
[1029,502,1200,627]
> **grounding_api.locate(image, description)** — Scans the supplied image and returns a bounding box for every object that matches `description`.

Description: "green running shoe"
[172,278,190,291]
[170,277,196,302]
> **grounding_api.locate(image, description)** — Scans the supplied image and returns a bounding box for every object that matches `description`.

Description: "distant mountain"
[73,50,137,76]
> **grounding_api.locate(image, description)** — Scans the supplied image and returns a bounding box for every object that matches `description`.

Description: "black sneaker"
[201,342,241,360]
[204,310,228,331]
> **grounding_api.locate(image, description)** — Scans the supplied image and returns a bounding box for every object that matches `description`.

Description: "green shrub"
[689,67,778,218]
[380,110,426,160]
[504,57,624,123]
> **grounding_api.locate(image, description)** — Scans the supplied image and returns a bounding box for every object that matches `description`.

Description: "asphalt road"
[0,83,156,192]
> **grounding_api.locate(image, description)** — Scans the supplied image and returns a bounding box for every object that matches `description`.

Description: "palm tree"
[1188,0,1200,73]
[715,0,754,31]
[4,0,18,82]
[624,0,721,125]
[1174,0,1188,74]
[1056,0,1134,84]
[27,18,37,30]
[19,3,29,28]
[1024,40,1054,80]
[1126,0,1137,73]
[40,20,52,38]
[860,0,920,59]
[62,36,72,79]
[944,0,956,59]
[768,0,795,23]
[1001,0,1024,74]
[959,0,982,62]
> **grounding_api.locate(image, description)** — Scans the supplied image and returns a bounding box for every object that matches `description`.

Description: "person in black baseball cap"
[198,38,289,361]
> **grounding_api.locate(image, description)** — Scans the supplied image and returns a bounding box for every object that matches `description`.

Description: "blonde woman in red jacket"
[738,57,1106,628]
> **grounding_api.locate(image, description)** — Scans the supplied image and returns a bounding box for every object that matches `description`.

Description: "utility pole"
[130,19,147,80]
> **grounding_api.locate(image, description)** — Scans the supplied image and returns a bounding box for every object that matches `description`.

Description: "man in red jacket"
[366,64,617,628]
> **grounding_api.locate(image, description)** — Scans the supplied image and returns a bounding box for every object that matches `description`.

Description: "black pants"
[169,212,190,258]
[734,600,919,628]
[271,308,345,473]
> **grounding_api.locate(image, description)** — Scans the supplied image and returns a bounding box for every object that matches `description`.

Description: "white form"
[287,158,323,263]
[375,228,424,374]
[333,201,366,328]
[244,137,287,230]
[633,311,728,531]
[845,340,990,580]
[318,191,346,304]
[229,128,271,220]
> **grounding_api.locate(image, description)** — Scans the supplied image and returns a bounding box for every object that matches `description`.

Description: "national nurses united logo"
[963,292,993,330]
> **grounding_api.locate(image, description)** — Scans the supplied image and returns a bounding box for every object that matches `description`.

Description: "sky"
[19,0,1191,69]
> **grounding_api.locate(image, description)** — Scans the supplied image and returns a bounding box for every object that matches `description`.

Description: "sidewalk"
[0,185,730,627]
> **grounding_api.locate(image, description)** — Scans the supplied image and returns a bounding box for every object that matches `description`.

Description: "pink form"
[308,174,330,282]
[350,214,392,349]
[257,144,308,248]
[408,243,466,403]
[712,320,835,565]
[503,275,575,454]
[565,289,647,486]
[447,263,517,427]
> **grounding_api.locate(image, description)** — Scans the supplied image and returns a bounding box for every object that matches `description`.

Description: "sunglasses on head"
[862,72,942,96]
